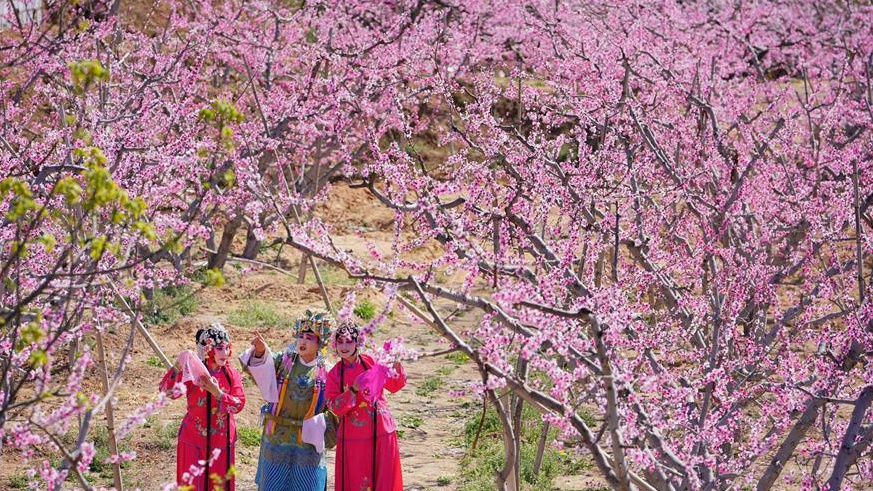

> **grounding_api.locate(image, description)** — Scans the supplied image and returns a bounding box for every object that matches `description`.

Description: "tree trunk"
[494,391,519,491]
[242,225,261,260]
[756,398,824,491]
[208,215,242,270]
[532,421,550,481]
[592,317,632,491]
[510,358,528,487]
[826,385,873,490]
[297,252,309,284]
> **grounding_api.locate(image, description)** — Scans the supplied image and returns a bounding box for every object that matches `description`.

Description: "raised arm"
[240,331,279,402]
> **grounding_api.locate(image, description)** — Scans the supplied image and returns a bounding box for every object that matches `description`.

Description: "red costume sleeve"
[326,363,359,416]
[384,363,407,394]
[216,366,246,415]
[158,367,184,398]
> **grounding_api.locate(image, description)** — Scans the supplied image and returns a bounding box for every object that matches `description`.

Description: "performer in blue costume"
[241,309,337,491]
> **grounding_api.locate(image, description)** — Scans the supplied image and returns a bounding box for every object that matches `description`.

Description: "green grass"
[353,298,377,321]
[579,409,597,428]
[7,474,28,489]
[437,365,455,377]
[305,263,354,286]
[155,421,180,450]
[143,284,199,325]
[437,475,453,486]
[457,404,591,491]
[227,300,290,328]
[237,426,262,447]
[87,425,131,477]
[145,356,164,368]
[398,414,424,429]
[445,351,470,365]
[258,241,281,254]
[415,375,445,398]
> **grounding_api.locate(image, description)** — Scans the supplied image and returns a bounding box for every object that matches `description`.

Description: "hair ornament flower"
[194,323,230,359]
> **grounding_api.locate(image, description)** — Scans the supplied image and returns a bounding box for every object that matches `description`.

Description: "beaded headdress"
[293,309,333,342]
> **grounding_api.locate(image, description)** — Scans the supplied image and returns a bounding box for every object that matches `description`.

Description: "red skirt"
[334,431,403,491]
[177,440,236,491]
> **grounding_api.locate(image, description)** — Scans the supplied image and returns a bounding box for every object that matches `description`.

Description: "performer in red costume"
[326,322,406,491]
[159,323,246,490]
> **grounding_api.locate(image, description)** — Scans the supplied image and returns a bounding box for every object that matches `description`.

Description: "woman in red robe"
[325,323,406,491]
[159,323,246,491]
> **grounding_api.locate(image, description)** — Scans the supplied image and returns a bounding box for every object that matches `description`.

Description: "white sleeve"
[239,347,279,402]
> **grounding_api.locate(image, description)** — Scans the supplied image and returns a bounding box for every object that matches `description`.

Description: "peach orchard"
[1,1,872,490]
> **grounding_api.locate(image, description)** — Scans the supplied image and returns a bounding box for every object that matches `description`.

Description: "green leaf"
[55,177,83,205]
[39,234,56,253]
[9,241,28,257]
[198,108,216,123]
[28,349,49,367]
[89,235,107,261]
[134,221,157,240]
[19,322,45,345]
[68,59,109,92]
[204,268,225,287]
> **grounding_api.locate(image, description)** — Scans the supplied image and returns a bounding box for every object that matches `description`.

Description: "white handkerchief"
[239,347,278,402]
[302,414,326,453]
